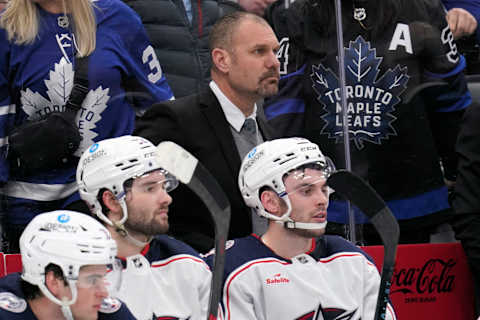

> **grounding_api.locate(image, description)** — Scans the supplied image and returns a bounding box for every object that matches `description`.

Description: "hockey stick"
[327,170,399,320]
[156,141,231,320]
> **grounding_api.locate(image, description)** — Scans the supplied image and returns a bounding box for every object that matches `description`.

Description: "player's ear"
[260,189,283,217]
[45,270,66,296]
[101,190,122,222]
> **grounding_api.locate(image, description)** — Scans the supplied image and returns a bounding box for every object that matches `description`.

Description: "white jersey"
[205,235,396,320]
[112,235,211,320]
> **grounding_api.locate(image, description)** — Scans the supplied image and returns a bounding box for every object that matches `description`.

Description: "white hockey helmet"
[20,210,118,314]
[76,135,178,229]
[238,137,335,229]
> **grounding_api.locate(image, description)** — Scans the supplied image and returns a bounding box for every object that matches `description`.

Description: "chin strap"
[279,219,328,230]
[61,304,74,320]
[114,200,152,248]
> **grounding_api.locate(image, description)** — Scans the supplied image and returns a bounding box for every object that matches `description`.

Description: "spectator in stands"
[443,0,479,40]
[264,0,470,244]
[235,0,275,16]
[0,1,6,11]
[135,11,279,253]
[0,210,135,319]
[452,103,480,316]
[123,0,242,98]
[0,0,173,253]
[443,0,480,74]
[205,137,396,319]
[76,135,212,319]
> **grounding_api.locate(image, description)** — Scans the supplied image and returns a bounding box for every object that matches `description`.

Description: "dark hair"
[21,264,68,300]
[209,11,270,54]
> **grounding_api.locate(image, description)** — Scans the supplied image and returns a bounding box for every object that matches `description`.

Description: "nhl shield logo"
[311,36,409,149]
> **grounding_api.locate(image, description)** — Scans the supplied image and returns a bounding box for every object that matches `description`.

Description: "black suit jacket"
[134,88,276,252]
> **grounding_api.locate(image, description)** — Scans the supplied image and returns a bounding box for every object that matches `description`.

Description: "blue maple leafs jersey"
[0,273,136,319]
[204,235,396,320]
[265,0,470,223]
[0,0,173,224]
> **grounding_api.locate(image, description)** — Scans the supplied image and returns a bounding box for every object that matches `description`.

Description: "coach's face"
[227,19,280,100]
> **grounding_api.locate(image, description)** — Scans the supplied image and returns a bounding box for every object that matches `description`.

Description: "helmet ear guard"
[238,138,335,230]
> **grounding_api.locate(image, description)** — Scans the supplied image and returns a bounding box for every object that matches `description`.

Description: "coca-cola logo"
[391,258,456,303]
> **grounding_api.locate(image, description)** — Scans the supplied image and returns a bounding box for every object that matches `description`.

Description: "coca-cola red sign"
[392,258,455,296]
[362,243,475,319]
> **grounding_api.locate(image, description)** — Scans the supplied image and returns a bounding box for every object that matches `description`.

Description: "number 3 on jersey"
[142,45,163,83]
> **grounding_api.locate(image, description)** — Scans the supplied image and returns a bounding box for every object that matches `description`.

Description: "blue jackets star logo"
[311,36,409,149]
[296,305,358,319]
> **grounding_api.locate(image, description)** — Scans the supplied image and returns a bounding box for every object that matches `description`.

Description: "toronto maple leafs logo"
[20,57,110,156]
[311,36,409,149]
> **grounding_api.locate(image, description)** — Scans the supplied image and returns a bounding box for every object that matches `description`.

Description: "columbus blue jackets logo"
[296,304,358,320]
[311,36,409,149]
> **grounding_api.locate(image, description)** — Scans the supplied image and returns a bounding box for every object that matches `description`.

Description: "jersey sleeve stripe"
[264,98,305,120]
[0,104,15,116]
[435,91,471,112]
[152,255,209,270]
[319,252,375,267]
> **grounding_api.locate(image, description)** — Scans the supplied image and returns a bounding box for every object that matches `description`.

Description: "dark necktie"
[241,118,258,146]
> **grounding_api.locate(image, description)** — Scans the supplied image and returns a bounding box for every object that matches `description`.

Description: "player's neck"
[29,296,66,320]
[262,228,313,259]
[109,226,148,257]
[211,76,257,117]
[36,0,66,14]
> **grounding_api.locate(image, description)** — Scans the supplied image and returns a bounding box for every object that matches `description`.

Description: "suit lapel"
[200,89,242,175]
[257,116,276,140]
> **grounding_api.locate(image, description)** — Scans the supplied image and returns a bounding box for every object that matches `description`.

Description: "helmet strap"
[61,304,74,320]
[281,220,328,230]
[113,200,152,248]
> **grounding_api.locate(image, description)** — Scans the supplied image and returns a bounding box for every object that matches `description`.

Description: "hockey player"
[0,209,135,320]
[76,135,212,320]
[0,0,174,252]
[264,0,471,244]
[205,137,396,319]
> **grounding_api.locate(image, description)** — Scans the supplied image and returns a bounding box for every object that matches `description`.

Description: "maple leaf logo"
[20,57,110,156]
[311,36,409,149]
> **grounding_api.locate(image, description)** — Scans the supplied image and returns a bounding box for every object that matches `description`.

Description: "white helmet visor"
[76,260,123,297]
[121,168,179,199]
[279,158,336,198]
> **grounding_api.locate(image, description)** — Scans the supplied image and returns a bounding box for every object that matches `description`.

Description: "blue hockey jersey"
[0,273,135,319]
[0,0,173,224]
[265,0,470,224]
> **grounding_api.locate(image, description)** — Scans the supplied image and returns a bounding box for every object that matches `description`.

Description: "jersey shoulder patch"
[0,292,27,313]
[99,297,122,314]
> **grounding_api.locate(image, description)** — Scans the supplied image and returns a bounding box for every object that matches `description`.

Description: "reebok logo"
[265,273,290,285]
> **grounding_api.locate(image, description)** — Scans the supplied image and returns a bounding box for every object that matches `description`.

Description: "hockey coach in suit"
[135,11,280,252]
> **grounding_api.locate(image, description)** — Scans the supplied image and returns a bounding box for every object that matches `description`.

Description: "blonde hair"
[0,0,96,57]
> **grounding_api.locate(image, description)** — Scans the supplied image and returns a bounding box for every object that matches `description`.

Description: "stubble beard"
[125,213,169,236]
[256,77,279,98]
[289,225,326,239]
